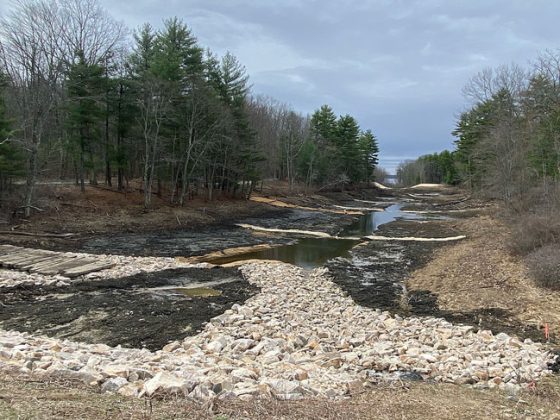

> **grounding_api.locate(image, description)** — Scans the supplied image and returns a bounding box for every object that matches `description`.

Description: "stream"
[207,203,434,268]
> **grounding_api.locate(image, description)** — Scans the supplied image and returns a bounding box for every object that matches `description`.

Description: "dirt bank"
[1,183,366,255]
[406,213,560,346]
[0,267,257,351]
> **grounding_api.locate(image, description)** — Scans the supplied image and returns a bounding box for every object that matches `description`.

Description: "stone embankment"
[0,262,556,401]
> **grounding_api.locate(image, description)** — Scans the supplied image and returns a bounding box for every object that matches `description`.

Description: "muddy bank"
[326,219,449,312]
[327,218,544,342]
[0,267,257,351]
[6,206,357,258]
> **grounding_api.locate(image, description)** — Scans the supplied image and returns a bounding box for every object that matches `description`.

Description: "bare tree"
[0,0,126,215]
[138,77,169,209]
[0,0,65,216]
[463,64,528,105]
[57,0,126,65]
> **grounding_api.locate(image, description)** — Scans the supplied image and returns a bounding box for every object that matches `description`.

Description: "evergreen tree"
[0,73,24,199]
[357,129,379,182]
[66,51,106,192]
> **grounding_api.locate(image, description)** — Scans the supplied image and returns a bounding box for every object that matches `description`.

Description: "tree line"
[398,51,560,200]
[398,51,560,289]
[0,0,380,215]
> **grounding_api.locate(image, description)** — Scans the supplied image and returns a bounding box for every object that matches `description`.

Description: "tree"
[0,0,125,215]
[66,51,105,192]
[0,0,64,216]
[357,129,379,182]
[0,72,24,200]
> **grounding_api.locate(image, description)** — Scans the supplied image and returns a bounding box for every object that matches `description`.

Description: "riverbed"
[0,195,460,349]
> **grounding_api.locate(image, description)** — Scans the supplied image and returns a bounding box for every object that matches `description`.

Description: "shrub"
[526,244,560,290]
[510,212,560,255]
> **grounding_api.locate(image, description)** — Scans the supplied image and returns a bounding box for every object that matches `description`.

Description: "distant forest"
[398,53,560,289]
[397,53,560,202]
[0,0,380,215]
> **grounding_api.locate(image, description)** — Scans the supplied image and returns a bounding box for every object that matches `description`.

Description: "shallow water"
[340,203,421,236]
[208,237,360,269]
[209,202,428,269]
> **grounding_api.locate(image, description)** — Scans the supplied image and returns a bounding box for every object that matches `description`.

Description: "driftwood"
[0,230,75,238]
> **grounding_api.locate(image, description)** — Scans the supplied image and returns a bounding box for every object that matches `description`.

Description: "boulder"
[143,372,197,396]
[101,377,128,393]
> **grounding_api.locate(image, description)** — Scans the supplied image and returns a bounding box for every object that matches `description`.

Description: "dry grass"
[510,212,560,255]
[406,212,560,338]
[1,368,560,419]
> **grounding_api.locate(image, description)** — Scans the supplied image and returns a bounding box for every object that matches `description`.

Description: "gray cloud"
[3,0,559,172]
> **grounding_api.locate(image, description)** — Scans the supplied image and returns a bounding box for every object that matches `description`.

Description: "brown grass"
[1,368,560,419]
[406,212,560,337]
[509,212,560,255]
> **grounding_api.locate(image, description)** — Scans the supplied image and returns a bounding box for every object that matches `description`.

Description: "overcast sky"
[3,1,558,173]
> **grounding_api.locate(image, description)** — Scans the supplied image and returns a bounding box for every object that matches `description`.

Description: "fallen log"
[0,230,76,238]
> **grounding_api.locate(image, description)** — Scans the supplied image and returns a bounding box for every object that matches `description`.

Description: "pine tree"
[66,51,106,192]
[0,73,24,199]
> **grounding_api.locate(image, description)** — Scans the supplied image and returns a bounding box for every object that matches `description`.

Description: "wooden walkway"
[0,244,114,278]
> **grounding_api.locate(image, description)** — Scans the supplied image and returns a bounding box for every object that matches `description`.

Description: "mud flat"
[0,267,257,350]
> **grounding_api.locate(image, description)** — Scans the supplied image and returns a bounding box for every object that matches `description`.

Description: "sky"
[3,0,559,173]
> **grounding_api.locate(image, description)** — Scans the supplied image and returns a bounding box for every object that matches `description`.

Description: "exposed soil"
[0,267,257,351]
[1,183,362,256]
[406,212,560,346]
[326,193,553,343]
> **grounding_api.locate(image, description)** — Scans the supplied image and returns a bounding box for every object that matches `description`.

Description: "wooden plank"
[14,254,60,269]
[6,255,48,268]
[0,245,19,256]
[62,262,114,278]
[28,256,79,272]
[3,250,51,264]
[0,248,51,259]
[21,255,65,271]
[0,251,46,266]
[39,258,96,275]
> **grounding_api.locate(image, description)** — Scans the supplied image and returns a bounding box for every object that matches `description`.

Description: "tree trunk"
[23,142,39,218]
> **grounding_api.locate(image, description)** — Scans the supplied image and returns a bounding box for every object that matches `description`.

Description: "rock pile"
[0,262,556,401]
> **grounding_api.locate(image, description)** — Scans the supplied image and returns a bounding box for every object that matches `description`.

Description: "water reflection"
[209,202,422,269]
[340,204,420,236]
[209,237,360,269]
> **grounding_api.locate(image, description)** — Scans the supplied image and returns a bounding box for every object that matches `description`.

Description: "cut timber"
[333,205,384,212]
[40,258,96,275]
[363,235,467,242]
[0,230,75,238]
[62,262,115,278]
[177,243,278,264]
[0,245,113,278]
[28,256,80,273]
[5,253,55,268]
[249,196,363,215]
[236,223,333,238]
[19,255,65,270]
[0,244,19,255]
